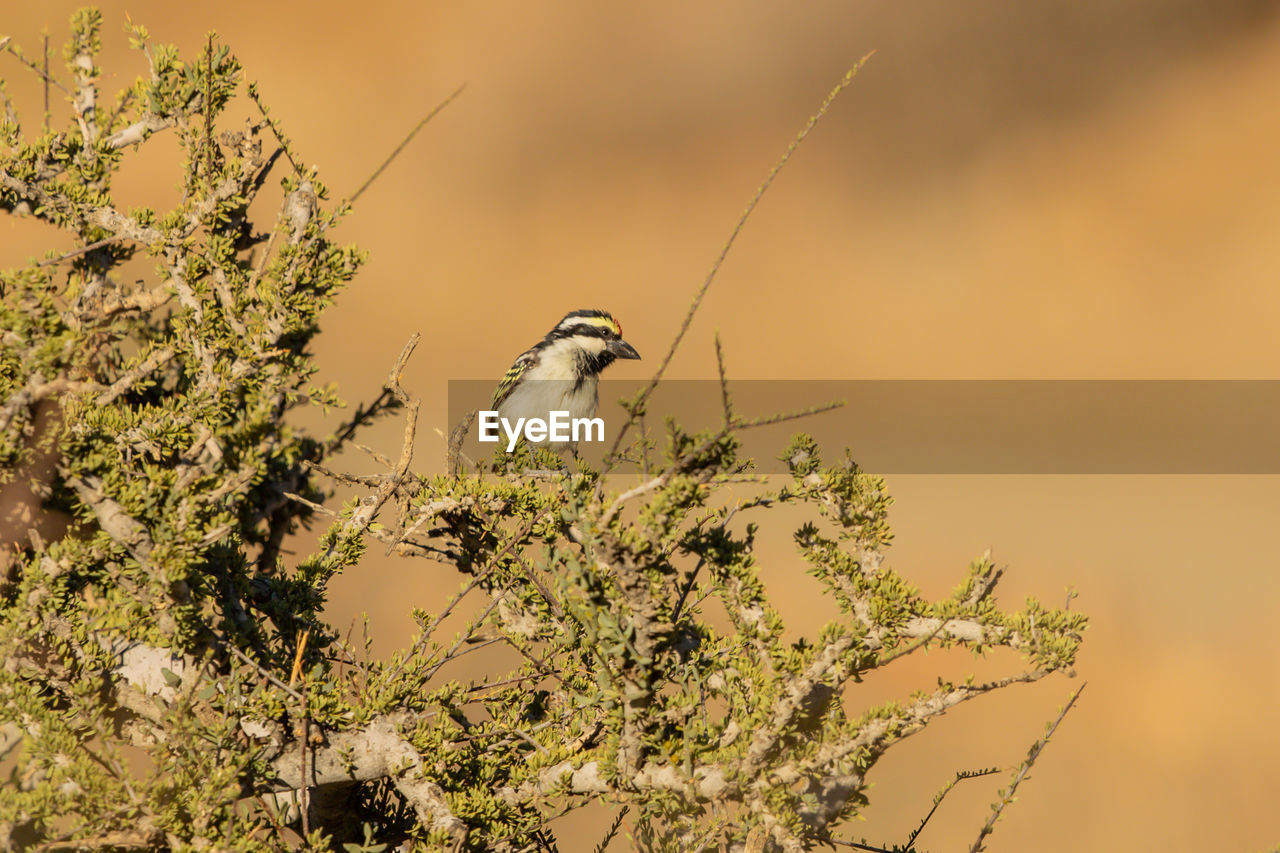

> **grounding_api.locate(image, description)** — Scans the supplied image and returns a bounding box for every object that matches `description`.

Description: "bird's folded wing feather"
[491,349,539,408]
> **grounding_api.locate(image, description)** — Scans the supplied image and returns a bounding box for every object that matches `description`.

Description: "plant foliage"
[0,12,1085,852]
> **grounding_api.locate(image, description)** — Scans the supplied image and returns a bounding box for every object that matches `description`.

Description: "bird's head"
[545,309,641,370]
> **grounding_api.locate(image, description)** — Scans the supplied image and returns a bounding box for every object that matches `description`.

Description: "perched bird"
[492,309,640,448]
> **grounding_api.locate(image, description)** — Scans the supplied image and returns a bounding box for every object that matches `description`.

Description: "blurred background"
[4,1,1280,849]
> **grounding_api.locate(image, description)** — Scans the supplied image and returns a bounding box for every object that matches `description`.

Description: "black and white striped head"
[541,309,640,375]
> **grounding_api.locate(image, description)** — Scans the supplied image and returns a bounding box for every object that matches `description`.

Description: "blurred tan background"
[5,1,1280,850]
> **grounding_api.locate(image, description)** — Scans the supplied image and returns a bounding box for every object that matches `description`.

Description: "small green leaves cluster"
[0,10,364,849]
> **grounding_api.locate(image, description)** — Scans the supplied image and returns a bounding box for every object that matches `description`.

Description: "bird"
[491,309,640,450]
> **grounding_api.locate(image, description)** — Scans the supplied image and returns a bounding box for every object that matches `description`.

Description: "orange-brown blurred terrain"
[4,1,1280,850]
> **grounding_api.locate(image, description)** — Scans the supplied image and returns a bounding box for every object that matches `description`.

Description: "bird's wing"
[491,348,540,408]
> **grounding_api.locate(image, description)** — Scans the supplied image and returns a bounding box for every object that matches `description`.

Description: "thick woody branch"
[104,114,174,149]
[498,758,728,806]
[70,46,98,148]
[268,716,467,846]
[740,634,857,779]
[65,475,156,565]
[0,375,102,434]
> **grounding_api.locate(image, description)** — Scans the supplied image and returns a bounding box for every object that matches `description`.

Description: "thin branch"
[968,683,1086,853]
[247,214,281,289]
[290,628,312,838]
[103,88,134,138]
[41,33,49,131]
[730,400,845,431]
[2,39,68,93]
[382,509,545,684]
[905,767,1000,849]
[591,806,629,853]
[322,387,394,455]
[669,554,705,625]
[38,236,125,267]
[226,643,304,703]
[714,331,731,425]
[602,53,875,468]
[420,594,508,685]
[811,839,891,853]
[246,82,303,176]
[288,628,311,687]
[349,84,466,204]
[95,345,175,405]
[203,35,215,180]
[352,441,394,469]
[384,496,460,556]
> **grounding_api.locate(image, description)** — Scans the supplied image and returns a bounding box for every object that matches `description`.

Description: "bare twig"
[323,387,394,455]
[288,628,310,687]
[714,331,732,425]
[420,592,508,685]
[38,236,124,267]
[352,441,393,469]
[248,215,281,289]
[226,643,304,703]
[246,82,303,176]
[730,400,845,431]
[41,33,49,131]
[290,629,312,838]
[591,806,629,853]
[384,497,459,556]
[386,334,421,468]
[669,553,705,625]
[905,767,1000,849]
[446,409,477,477]
[602,53,875,468]
[2,39,67,93]
[349,84,466,204]
[102,88,134,138]
[969,683,1086,853]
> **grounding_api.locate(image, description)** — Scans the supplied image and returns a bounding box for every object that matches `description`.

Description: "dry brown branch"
[602,52,875,468]
[37,236,124,266]
[969,683,1086,853]
[349,84,466,204]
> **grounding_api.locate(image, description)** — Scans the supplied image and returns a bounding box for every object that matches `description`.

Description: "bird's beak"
[608,339,641,360]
